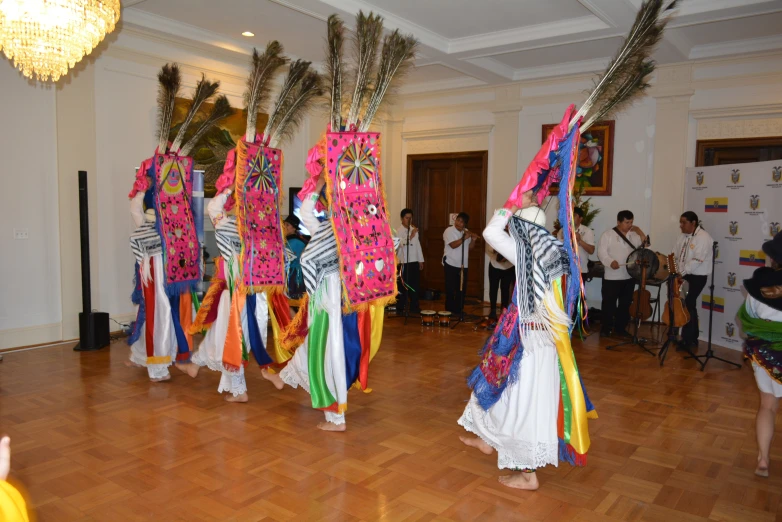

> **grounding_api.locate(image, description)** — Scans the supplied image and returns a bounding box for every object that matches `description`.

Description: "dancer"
[178,43,322,400]
[264,11,417,431]
[739,231,782,477]
[127,65,231,382]
[458,0,677,489]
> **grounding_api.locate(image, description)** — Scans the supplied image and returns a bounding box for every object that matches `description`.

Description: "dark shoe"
[676,340,694,352]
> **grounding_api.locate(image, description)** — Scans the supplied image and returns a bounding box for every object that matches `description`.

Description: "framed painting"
[542,119,614,196]
[170,97,268,196]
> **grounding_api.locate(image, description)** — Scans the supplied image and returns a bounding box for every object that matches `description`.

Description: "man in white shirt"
[557,207,595,279]
[443,212,479,313]
[673,211,713,350]
[396,208,425,314]
[597,210,648,338]
[486,237,515,321]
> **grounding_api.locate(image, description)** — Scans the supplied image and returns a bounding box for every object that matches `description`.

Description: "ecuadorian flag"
[705,197,728,213]
[740,250,766,267]
[702,295,725,312]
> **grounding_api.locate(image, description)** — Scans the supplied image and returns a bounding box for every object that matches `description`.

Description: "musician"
[673,211,713,351]
[283,215,309,301]
[396,208,424,314]
[443,212,479,314]
[597,210,648,338]
[486,233,515,323]
[557,207,595,280]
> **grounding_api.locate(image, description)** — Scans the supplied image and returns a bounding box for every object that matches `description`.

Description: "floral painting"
[170,98,268,196]
[542,120,614,196]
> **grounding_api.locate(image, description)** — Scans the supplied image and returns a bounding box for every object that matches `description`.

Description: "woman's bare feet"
[150,375,171,383]
[317,422,346,432]
[124,360,144,368]
[499,472,539,490]
[756,454,770,477]
[225,392,249,403]
[175,362,200,378]
[261,368,284,390]
[460,435,494,455]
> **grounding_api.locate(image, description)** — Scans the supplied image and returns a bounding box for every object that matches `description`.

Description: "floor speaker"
[74,170,109,351]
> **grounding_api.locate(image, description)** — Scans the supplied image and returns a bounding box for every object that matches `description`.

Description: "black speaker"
[74,170,110,351]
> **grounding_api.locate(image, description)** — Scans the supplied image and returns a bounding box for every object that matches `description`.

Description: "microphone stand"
[685,241,741,371]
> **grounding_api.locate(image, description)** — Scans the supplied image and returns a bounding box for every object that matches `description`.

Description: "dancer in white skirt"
[458,197,596,490]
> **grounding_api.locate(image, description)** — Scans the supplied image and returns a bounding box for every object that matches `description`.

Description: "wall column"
[649,65,694,253]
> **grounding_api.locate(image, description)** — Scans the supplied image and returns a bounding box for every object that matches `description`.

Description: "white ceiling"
[122,0,782,92]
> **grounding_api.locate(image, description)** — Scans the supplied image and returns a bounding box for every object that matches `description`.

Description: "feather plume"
[244,41,288,143]
[268,70,323,148]
[571,0,678,129]
[345,11,384,127]
[263,60,312,141]
[156,63,181,153]
[581,60,655,132]
[171,74,220,154]
[359,29,417,131]
[326,15,345,131]
[180,95,233,157]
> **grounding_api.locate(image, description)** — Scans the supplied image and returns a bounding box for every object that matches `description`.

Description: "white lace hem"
[279,363,310,393]
[191,349,226,373]
[147,364,171,380]
[325,411,346,425]
[458,403,558,470]
[218,371,247,397]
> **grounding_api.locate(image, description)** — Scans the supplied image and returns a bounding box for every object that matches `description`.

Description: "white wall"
[0,61,62,347]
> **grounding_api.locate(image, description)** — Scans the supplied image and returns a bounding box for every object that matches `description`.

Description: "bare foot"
[460,435,494,455]
[499,472,539,490]
[756,455,769,477]
[150,375,171,383]
[124,360,143,368]
[261,368,284,390]
[175,362,200,378]
[317,422,346,432]
[224,392,249,403]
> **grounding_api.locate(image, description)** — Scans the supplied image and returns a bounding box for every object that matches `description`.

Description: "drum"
[421,310,436,327]
[438,311,452,327]
[653,252,670,281]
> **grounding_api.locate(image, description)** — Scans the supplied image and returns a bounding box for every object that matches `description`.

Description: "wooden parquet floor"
[1,315,780,522]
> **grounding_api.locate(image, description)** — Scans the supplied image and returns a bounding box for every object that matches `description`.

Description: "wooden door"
[407,151,488,299]
[696,137,782,166]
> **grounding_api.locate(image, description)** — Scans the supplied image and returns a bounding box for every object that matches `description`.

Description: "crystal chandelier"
[0,0,121,82]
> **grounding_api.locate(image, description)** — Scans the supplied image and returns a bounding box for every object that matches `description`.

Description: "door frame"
[696,136,782,166]
[406,150,489,298]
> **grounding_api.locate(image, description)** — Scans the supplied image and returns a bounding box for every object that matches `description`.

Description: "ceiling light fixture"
[0,0,121,82]
[241,31,255,37]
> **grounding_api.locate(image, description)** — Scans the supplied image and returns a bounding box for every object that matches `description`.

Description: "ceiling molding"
[402,125,495,141]
[512,57,610,81]
[578,0,621,27]
[464,57,515,80]
[447,16,610,54]
[400,76,486,95]
[689,104,782,119]
[315,0,450,52]
[266,0,328,22]
[625,0,772,17]
[689,34,782,60]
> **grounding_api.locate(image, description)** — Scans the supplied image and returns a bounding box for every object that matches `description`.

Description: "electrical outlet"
[14,229,29,240]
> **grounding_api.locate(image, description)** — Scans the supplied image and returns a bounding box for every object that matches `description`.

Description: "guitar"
[661,253,690,327]
[628,254,652,321]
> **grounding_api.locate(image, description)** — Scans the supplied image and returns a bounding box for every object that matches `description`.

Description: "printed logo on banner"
[721,321,740,345]
[746,194,764,216]
[727,169,744,190]
[771,222,781,236]
[725,221,742,242]
[740,250,766,267]
[724,271,741,294]
[702,295,724,312]
[693,171,707,190]
[727,272,736,287]
[773,166,781,183]
[705,197,728,213]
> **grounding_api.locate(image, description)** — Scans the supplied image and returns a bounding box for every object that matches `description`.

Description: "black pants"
[488,265,515,318]
[397,262,421,312]
[444,262,468,313]
[682,274,708,344]
[601,278,636,334]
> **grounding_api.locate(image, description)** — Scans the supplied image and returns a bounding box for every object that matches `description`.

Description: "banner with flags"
[684,160,782,350]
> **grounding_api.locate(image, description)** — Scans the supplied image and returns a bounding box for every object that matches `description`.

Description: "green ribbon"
[308,308,336,408]
[738,302,782,349]
[559,359,572,444]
